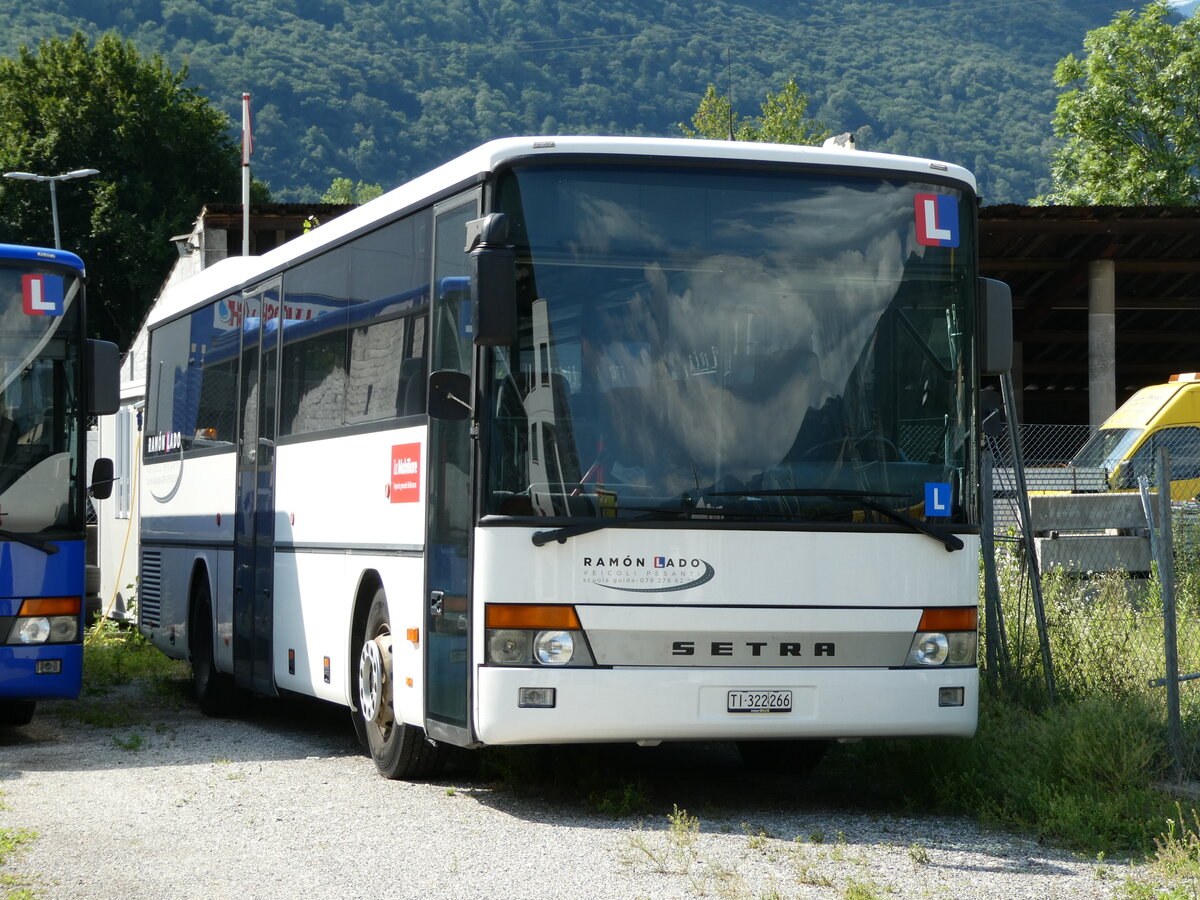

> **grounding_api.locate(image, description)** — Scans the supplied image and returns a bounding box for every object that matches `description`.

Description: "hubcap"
[358,634,393,725]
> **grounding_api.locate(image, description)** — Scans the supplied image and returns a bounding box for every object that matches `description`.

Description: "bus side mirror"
[89,456,115,501]
[468,213,517,347]
[428,370,472,421]
[87,339,120,416]
[980,278,1012,376]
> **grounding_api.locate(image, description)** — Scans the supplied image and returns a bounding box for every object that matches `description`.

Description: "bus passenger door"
[424,193,479,744]
[233,278,281,695]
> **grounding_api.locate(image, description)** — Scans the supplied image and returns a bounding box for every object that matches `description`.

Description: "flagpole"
[241,92,252,256]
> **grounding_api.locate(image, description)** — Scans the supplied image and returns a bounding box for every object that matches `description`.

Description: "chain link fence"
[985,423,1200,779]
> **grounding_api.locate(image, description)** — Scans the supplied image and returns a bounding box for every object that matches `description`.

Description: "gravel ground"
[0,682,1157,900]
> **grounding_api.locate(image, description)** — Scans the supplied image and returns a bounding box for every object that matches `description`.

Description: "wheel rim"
[358,633,393,726]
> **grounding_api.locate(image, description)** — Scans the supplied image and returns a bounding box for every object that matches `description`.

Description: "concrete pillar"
[1088,259,1116,427]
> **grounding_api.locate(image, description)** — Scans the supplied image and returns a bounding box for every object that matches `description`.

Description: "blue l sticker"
[22,274,65,316]
[925,482,952,516]
[914,194,960,248]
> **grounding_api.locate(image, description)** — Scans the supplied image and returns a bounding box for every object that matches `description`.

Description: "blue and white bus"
[139,137,1011,777]
[0,244,118,725]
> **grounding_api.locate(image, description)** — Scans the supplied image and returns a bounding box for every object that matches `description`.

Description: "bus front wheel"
[352,588,445,780]
[0,701,35,726]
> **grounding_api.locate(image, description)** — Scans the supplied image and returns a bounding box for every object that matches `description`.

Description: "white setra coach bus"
[139,136,1012,778]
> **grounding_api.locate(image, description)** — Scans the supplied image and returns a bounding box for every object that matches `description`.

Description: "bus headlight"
[488,630,531,665]
[10,617,52,644]
[5,597,81,645]
[904,608,977,668]
[908,632,948,666]
[534,630,574,666]
[48,616,78,643]
[484,605,594,667]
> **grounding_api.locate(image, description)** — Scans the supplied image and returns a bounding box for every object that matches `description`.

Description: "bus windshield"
[486,163,977,526]
[0,266,83,534]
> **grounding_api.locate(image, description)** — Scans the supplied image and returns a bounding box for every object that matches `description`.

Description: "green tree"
[320,177,384,205]
[1037,1,1200,205]
[680,78,833,146]
[0,31,244,343]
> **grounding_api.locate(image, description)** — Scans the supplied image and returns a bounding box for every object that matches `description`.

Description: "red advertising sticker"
[390,443,421,503]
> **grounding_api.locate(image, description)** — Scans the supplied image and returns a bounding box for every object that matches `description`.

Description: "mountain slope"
[0,0,1131,203]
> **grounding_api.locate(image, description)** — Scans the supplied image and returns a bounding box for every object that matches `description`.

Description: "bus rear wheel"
[352,588,445,780]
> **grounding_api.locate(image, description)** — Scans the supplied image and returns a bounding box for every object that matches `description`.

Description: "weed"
[908,842,930,865]
[842,878,887,899]
[1134,803,1200,896]
[588,779,649,819]
[70,701,144,729]
[794,864,833,888]
[742,823,772,852]
[0,824,39,900]
[112,733,144,751]
[0,827,35,866]
[698,859,745,898]
[667,804,699,852]
[621,805,701,877]
[82,622,188,696]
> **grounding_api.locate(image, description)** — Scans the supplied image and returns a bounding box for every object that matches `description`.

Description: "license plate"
[727,689,793,713]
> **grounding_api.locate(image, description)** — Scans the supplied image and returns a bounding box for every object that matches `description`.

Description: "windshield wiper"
[0,528,60,555]
[531,503,732,547]
[709,488,964,552]
[532,511,658,547]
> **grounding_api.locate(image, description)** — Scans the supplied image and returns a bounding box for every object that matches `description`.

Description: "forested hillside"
[0,0,1139,203]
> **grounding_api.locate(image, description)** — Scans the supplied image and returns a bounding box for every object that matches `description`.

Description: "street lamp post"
[2,168,100,249]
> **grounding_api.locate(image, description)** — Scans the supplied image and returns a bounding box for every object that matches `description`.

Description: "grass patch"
[52,621,189,729]
[82,620,189,695]
[111,733,145,752]
[0,823,39,900]
[827,688,1176,856]
[0,827,35,865]
[792,531,1200,894]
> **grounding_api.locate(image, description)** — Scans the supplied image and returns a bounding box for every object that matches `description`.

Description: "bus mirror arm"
[428,370,472,421]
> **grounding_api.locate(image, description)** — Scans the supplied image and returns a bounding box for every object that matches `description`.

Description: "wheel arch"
[185,558,215,665]
[348,568,384,711]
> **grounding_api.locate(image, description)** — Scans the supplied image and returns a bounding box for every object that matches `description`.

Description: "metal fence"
[984,423,1200,780]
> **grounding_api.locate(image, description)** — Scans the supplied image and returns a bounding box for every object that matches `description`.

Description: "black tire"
[737,739,830,775]
[190,575,237,716]
[0,701,36,727]
[351,587,446,780]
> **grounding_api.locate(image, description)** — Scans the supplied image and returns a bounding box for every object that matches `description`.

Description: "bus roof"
[0,243,85,274]
[147,136,979,330]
